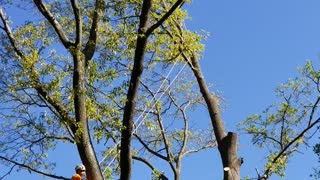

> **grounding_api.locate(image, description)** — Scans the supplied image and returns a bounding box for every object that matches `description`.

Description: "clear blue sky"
[3,0,320,179]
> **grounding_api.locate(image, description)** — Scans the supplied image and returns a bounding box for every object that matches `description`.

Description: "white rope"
[100,62,187,173]
[133,63,178,126]
[99,63,177,166]
[134,62,187,133]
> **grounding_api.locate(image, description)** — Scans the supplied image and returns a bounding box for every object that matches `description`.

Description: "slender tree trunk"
[120,1,152,179]
[73,52,103,180]
[188,53,241,180]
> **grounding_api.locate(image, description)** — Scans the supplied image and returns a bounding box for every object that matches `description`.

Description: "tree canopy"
[0,0,216,179]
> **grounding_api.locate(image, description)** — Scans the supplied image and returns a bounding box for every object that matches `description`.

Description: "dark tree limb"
[133,133,168,161]
[0,156,69,180]
[83,0,104,66]
[120,0,152,179]
[132,155,169,180]
[145,0,184,37]
[70,0,82,47]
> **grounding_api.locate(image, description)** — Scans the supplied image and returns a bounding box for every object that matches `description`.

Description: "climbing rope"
[99,62,187,173]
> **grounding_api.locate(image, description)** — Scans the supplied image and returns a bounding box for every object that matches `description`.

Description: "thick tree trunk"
[188,53,241,180]
[219,132,241,180]
[73,52,103,180]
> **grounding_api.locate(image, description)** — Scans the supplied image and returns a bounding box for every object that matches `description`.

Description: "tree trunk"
[219,132,241,180]
[120,1,152,179]
[188,53,241,180]
[73,52,103,180]
[174,169,181,180]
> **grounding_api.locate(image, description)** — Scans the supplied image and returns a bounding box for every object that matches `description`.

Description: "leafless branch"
[0,164,16,180]
[133,133,168,161]
[132,155,169,180]
[0,156,69,180]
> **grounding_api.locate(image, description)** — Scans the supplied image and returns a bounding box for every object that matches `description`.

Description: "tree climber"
[72,164,86,180]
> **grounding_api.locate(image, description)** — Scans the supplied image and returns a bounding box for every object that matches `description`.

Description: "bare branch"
[139,80,175,169]
[0,164,16,180]
[132,155,169,180]
[133,133,168,161]
[183,142,216,156]
[0,156,69,180]
[168,92,189,161]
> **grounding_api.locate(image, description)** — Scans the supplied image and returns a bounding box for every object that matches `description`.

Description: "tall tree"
[0,0,214,179]
[160,18,243,179]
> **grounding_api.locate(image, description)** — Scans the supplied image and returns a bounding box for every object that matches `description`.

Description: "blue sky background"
[3,0,320,179]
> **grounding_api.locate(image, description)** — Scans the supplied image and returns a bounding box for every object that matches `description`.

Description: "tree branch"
[83,0,104,66]
[0,156,69,180]
[309,97,320,126]
[0,8,24,58]
[139,80,175,170]
[70,0,82,47]
[183,142,217,156]
[145,0,184,37]
[35,86,76,139]
[33,0,73,48]
[0,8,76,139]
[132,155,169,180]
[262,117,320,179]
[133,133,168,161]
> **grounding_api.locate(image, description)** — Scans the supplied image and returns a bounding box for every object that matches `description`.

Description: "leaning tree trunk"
[188,53,242,180]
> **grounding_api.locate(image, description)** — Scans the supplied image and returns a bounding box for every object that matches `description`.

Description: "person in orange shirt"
[72,164,86,180]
